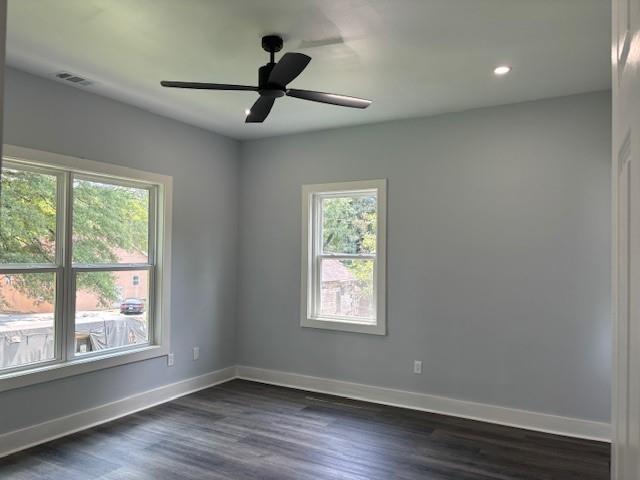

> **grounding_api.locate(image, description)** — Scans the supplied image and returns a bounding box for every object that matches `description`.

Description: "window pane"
[320,258,374,320]
[73,179,149,264]
[0,272,56,369]
[322,195,376,254]
[75,270,149,354]
[74,270,150,354]
[0,167,57,264]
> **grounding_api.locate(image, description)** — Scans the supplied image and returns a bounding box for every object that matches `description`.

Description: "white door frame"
[612,0,640,477]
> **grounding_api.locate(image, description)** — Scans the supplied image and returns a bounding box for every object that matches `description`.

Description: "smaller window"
[301,180,387,335]
[132,275,140,286]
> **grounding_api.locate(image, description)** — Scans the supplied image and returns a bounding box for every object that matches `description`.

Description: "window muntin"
[0,159,161,374]
[302,180,386,334]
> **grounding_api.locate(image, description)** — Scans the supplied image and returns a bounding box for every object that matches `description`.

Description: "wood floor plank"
[0,379,610,479]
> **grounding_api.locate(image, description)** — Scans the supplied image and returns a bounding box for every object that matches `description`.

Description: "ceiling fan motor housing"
[258,64,285,97]
[261,35,283,54]
[259,35,286,97]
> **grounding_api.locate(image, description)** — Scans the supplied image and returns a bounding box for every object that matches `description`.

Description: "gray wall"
[0,68,239,434]
[237,91,612,422]
[0,70,611,433]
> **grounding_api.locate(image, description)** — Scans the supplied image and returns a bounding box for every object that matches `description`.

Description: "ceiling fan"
[160,35,372,123]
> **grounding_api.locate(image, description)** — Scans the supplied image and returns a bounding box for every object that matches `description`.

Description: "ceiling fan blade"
[245,96,276,123]
[286,89,371,108]
[268,53,311,87]
[161,81,258,91]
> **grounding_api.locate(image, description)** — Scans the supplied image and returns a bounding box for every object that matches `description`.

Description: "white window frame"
[0,145,172,393]
[301,179,387,335]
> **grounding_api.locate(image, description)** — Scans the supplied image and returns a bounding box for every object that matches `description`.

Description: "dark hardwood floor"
[0,379,610,479]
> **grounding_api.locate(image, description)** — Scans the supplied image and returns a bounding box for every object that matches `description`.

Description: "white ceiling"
[6,0,610,140]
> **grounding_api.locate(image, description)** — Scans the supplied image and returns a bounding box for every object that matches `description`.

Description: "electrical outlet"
[167,353,175,367]
[193,346,200,361]
[413,360,422,374]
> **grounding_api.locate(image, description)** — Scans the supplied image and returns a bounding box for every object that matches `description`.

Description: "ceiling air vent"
[53,71,93,87]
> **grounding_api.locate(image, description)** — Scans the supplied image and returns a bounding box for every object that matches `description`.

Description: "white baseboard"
[0,364,610,458]
[0,366,237,458]
[236,365,611,442]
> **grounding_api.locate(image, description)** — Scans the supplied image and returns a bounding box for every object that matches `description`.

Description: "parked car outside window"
[120,298,145,315]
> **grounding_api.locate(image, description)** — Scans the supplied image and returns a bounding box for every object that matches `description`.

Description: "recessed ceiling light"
[494,65,512,76]
[244,109,251,116]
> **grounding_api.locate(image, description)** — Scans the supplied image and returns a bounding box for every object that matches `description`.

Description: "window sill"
[302,316,386,335]
[0,344,169,393]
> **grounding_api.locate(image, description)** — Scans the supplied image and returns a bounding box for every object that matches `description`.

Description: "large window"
[0,146,171,389]
[301,180,386,335]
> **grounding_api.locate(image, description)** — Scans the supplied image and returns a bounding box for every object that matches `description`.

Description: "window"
[0,145,172,390]
[301,180,386,335]
[71,177,153,357]
[1,166,60,370]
